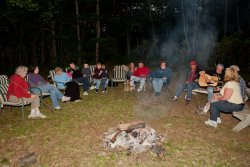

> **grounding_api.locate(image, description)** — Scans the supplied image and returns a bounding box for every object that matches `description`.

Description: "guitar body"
[199,74,219,87]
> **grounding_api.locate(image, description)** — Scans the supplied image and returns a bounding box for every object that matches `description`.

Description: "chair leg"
[21,98,24,119]
[232,115,250,132]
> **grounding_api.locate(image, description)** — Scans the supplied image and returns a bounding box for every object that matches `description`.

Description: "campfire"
[102,121,165,155]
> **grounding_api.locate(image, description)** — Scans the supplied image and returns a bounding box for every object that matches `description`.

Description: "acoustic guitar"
[199,74,219,87]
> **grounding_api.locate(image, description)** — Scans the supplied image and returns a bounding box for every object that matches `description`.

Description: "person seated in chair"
[54,67,71,89]
[149,60,171,96]
[81,63,95,94]
[130,61,150,92]
[196,64,225,114]
[28,66,70,110]
[7,66,46,118]
[170,60,203,104]
[69,62,89,96]
[204,66,244,128]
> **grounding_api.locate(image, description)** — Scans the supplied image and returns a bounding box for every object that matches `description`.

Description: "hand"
[31,94,36,99]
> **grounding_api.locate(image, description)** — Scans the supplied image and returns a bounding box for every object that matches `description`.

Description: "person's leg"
[175,83,187,97]
[186,82,199,100]
[153,78,163,94]
[207,87,214,101]
[210,101,244,122]
[130,76,139,88]
[49,89,60,108]
[138,77,146,91]
[95,79,101,92]
[101,78,107,91]
[82,77,90,92]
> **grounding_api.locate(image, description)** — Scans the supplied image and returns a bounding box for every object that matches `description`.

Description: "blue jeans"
[74,77,90,92]
[175,82,199,100]
[94,78,109,90]
[31,84,63,108]
[210,101,244,121]
[130,76,146,90]
[207,87,214,101]
[152,78,167,93]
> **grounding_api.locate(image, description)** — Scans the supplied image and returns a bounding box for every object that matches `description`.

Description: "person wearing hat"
[170,60,203,104]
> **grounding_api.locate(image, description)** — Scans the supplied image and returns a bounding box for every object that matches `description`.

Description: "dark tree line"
[0,0,249,74]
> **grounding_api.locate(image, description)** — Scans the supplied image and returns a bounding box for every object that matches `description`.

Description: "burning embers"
[102,121,165,155]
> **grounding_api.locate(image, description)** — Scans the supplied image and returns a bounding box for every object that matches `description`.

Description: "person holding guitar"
[196,64,224,114]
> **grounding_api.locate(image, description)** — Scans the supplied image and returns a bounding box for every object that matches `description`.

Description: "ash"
[102,125,166,155]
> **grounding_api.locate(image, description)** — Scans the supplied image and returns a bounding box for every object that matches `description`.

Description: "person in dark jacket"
[69,63,89,95]
[81,63,91,95]
[100,64,109,93]
[150,61,172,96]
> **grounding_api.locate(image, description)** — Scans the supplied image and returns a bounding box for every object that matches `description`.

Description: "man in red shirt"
[130,61,150,92]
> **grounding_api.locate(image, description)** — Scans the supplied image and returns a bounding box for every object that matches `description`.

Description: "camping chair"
[0,75,31,119]
[111,65,127,87]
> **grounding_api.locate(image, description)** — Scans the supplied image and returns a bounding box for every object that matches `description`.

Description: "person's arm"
[218,88,233,101]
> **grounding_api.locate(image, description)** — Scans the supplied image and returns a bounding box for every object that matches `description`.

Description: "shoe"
[217,117,222,124]
[102,91,105,93]
[35,110,46,118]
[130,86,135,91]
[95,89,98,93]
[184,94,187,100]
[54,106,61,110]
[203,105,210,113]
[89,85,96,90]
[195,109,207,115]
[62,96,71,102]
[28,109,36,118]
[155,92,160,96]
[83,91,88,96]
[205,119,218,128]
[186,99,191,105]
[137,88,142,92]
[170,96,178,101]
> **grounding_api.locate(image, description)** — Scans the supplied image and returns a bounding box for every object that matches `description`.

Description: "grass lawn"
[0,84,249,167]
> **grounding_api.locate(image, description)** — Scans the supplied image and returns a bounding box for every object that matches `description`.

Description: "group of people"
[125,60,249,128]
[6,62,110,119]
[6,60,249,129]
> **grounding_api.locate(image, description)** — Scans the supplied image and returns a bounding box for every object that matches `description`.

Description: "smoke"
[160,0,218,69]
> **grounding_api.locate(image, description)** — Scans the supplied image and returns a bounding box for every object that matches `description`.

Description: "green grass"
[0,85,249,166]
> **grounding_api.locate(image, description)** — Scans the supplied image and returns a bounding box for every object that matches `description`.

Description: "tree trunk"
[237,6,241,32]
[40,39,45,64]
[224,0,228,37]
[182,0,190,55]
[95,0,100,63]
[126,31,131,56]
[51,22,57,66]
[75,0,81,64]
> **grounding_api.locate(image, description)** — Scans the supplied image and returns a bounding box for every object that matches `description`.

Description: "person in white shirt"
[205,66,244,128]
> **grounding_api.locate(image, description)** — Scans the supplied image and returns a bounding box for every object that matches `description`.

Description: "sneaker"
[28,109,36,119]
[54,106,61,110]
[83,91,88,96]
[62,96,71,102]
[95,89,98,93]
[130,86,135,91]
[36,112,46,118]
[137,88,142,92]
[205,119,218,128]
[217,117,222,124]
[170,96,178,101]
[155,92,160,96]
[90,85,96,90]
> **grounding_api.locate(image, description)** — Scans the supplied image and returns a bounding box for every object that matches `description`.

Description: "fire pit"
[102,121,166,155]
